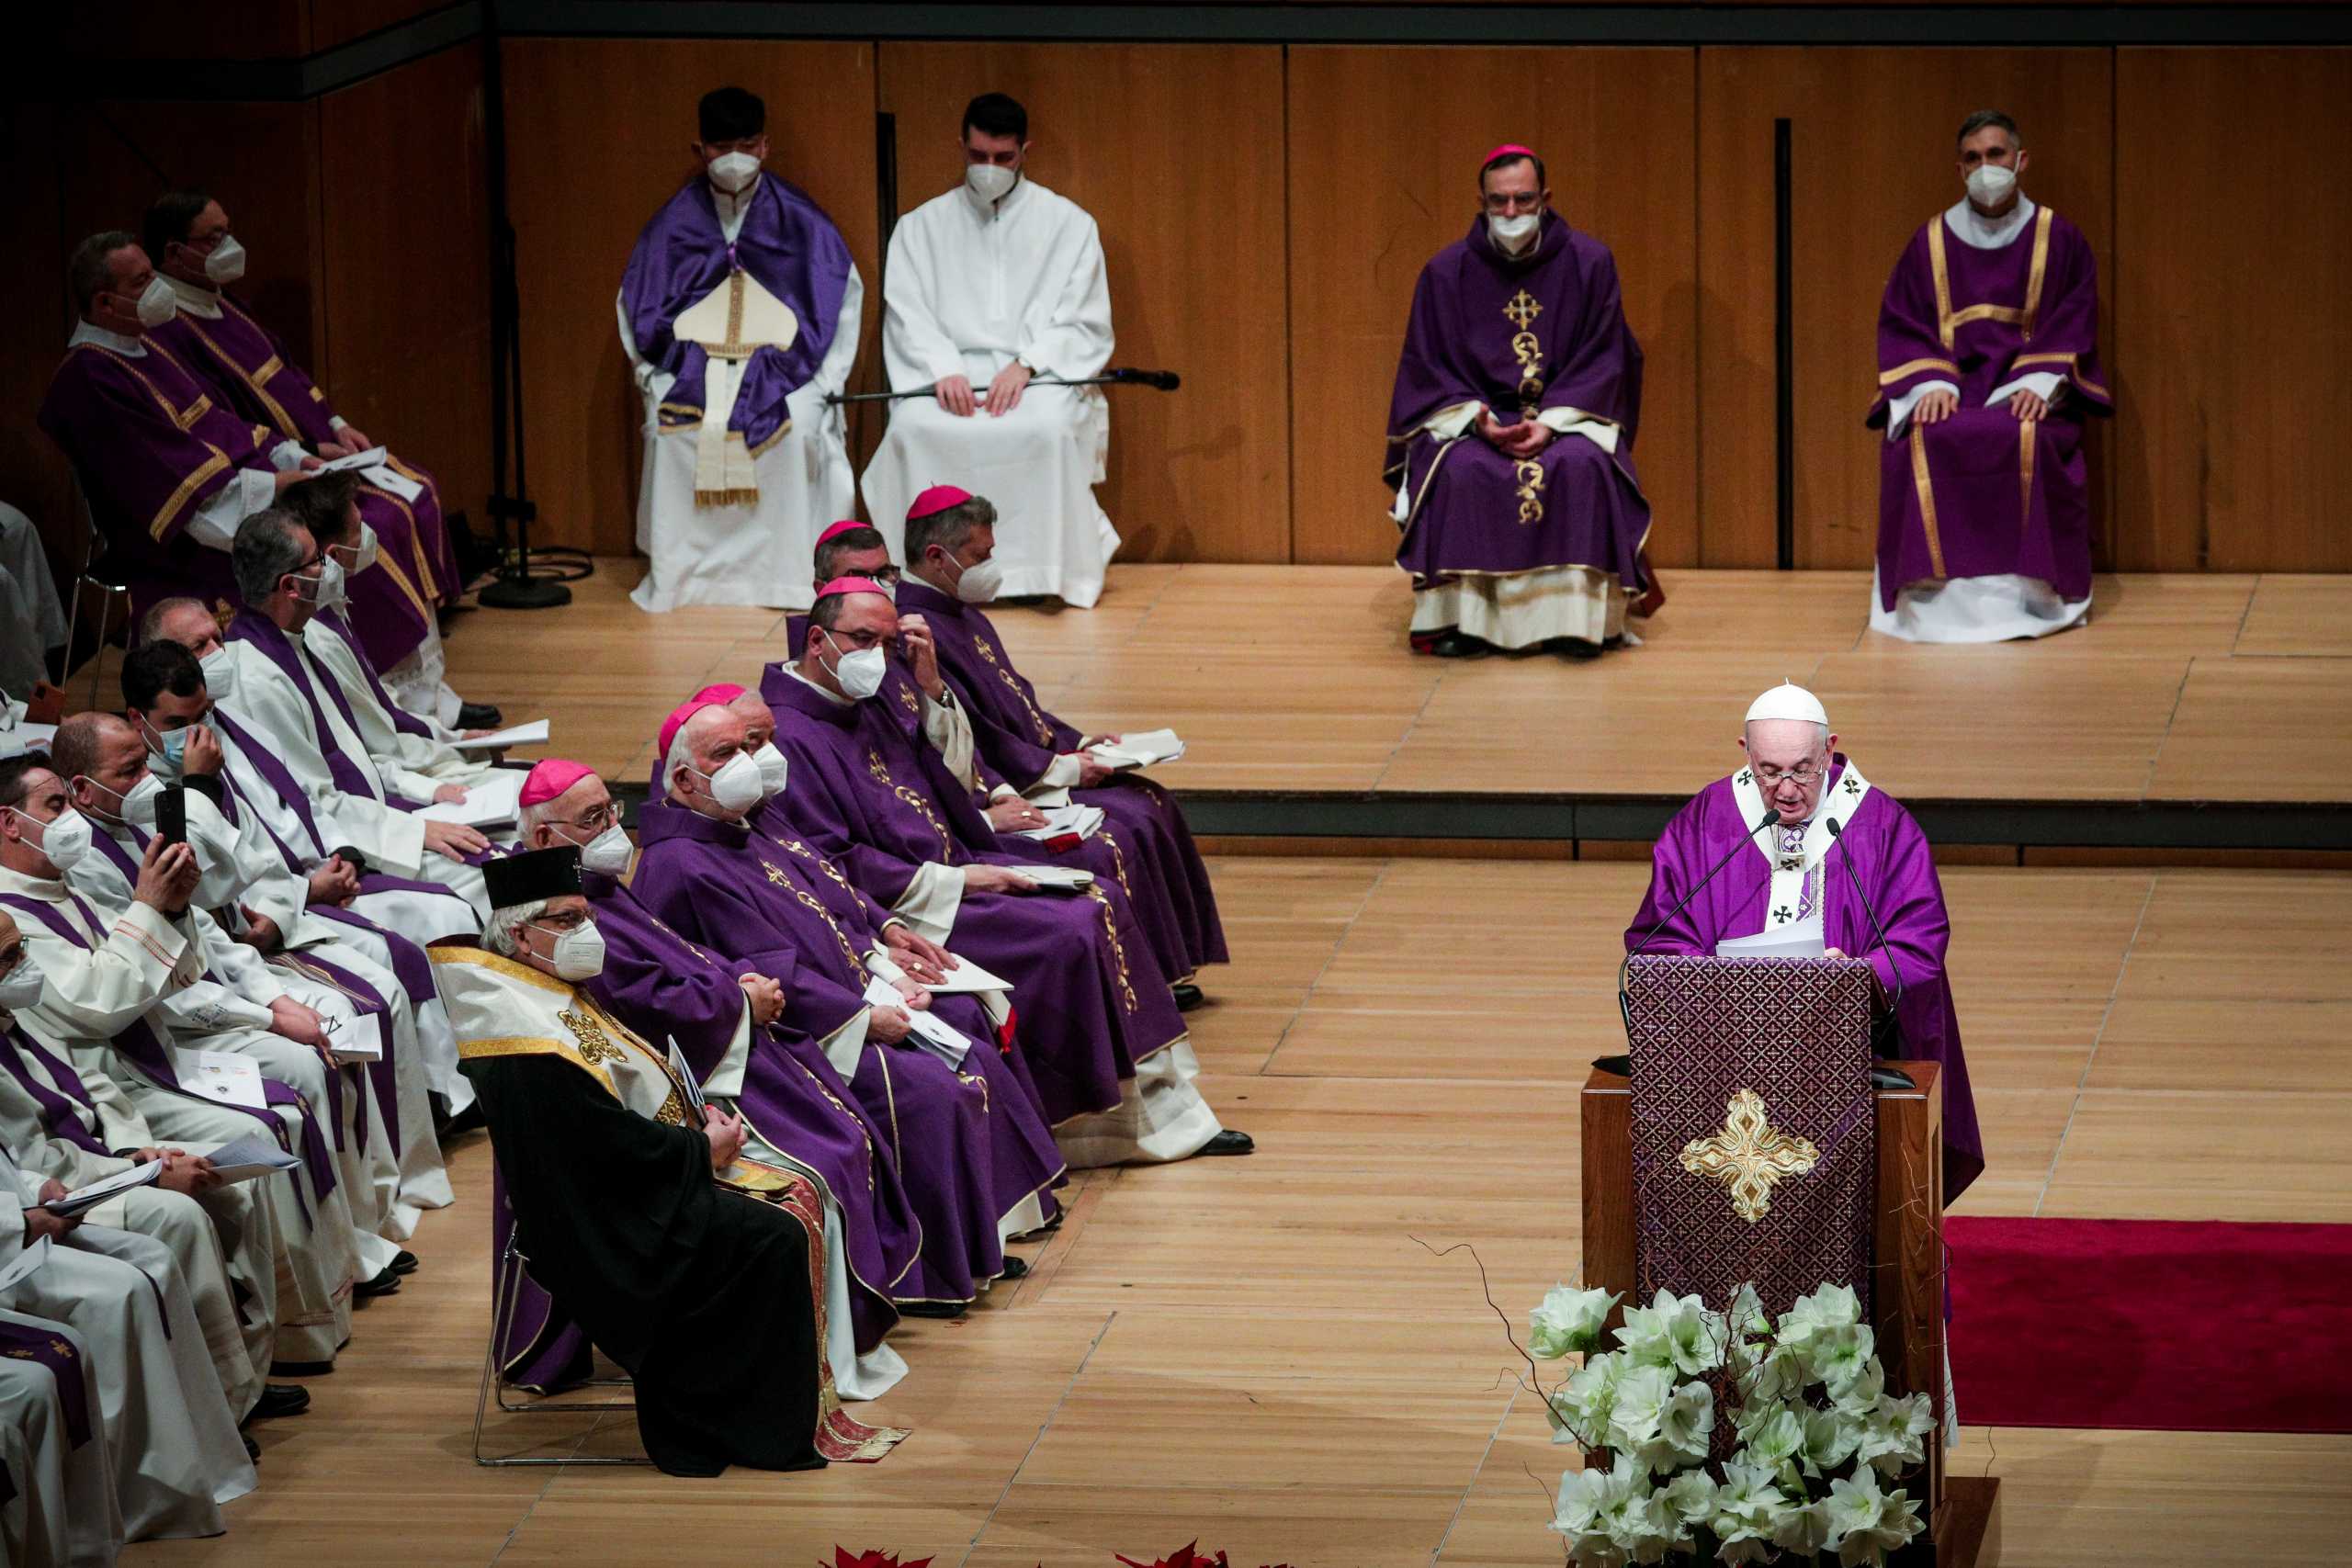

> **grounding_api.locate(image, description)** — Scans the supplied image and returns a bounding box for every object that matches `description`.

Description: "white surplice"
[302,610,503,795]
[0,866,356,1366]
[0,1346,110,1568]
[0,1142,254,1542]
[864,177,1120,606]
[620,182,864,613]
[0,502,65,696]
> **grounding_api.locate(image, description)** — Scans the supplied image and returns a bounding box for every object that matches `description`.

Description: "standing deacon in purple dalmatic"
[1869,110,2110,643]
[1386,144,1658,661]
[619,86,863,613]
[1624,682,1983,1199]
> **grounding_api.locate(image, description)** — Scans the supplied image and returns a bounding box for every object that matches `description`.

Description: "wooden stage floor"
[137,859,2352,1566]
[431,563,2352,815]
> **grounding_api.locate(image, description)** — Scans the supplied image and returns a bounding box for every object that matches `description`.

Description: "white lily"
[1532,1284,1622,1359]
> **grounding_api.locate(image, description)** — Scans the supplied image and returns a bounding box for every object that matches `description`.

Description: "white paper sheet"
[40,1160,163,1216]
[316,446,390,474]
[0,1236,51,1292]
[200,1134,304,1184]
[181,1050,269,1111]
[860,977,972,1068]
[1087,728,1186,770]
[1715,923,1827,961]
[667,1040,707,1119]
[1013,803,1103,842]
[449,718,550,751]
[414,771,523,828]
[326,1010,385,1065]
[1012,864,1095,892]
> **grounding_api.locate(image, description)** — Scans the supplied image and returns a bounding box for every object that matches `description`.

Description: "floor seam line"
[2138,657,2199,799]
[1258,860,1395,1077]
[1372,652,1452,793]
[2032,870,2159,1218]
[959,1308,1118,1567]
[2227,572,2261,654]
[484,1414,603,1563]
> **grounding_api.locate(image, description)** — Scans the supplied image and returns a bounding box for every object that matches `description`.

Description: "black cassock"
[462,1050,825,1475]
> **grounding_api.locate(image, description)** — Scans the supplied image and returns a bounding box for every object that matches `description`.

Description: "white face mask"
[314,555,349,611]
[531,919,606,982]
[86,773,164,829]
[965,162,1017,203]
[0,956,43,1011]
[1965,163,2018,207]
[202,235,246,284]
[199,646,236,704]
[12,807,92,873]
[1489,211,1541,252]
[130,275,178,328]
[945,552,1004,605]
[572,823,634,877]
[822,634,889,702]
[335,522,379,575]
[694,751,766,814]
[707,151,763,194]
[751,742,790,798]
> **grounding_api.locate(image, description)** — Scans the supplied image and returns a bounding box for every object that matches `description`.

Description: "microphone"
[1825,816,1907,1025]
[1615,807,1783,1039]
[1098,367,1182,391]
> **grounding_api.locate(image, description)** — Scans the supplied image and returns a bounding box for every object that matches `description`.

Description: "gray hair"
[232,508,311,605]
[69,231,138,315]
[516,796,559,840]
[1957,109,2020,151]
[482,899,548,956]
[905,493,997,565]
[138,595,210,649]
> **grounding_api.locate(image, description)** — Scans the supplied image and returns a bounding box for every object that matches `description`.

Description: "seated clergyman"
[433,846,906,1474]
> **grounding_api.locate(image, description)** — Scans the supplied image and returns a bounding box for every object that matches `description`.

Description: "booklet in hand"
[39,1160,164,1217]
[201,1134,305,1184]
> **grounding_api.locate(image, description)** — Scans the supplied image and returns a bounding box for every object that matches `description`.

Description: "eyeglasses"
[1752,763,1823,786]
[561,802,621,835]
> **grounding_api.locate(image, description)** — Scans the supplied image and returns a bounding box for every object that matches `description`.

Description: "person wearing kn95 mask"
[36,231,323,635]
[619,85,865,615]
[1866,109,2110,644]
[861,91,1124,609]
[1385,144,1660,663]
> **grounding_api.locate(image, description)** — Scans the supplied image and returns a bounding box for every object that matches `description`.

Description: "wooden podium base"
[1938,1474,2002,1566]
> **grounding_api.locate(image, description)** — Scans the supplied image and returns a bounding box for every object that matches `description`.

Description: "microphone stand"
[828,367,1182,405]
[1613,807,1783,1045]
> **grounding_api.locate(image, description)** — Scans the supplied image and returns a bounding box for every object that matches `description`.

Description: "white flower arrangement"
[1527,1280,1932,1566]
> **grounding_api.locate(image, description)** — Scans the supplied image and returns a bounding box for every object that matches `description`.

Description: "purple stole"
[0,1026,110,1157]
[227,610,423,808]
[0,892,334,1210]
[209,709,331,864]
[0,1321,93,1449]
[316,609,435,739]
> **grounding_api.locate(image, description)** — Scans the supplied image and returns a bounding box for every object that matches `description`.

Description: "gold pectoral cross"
[1679,1089,1821,1224]
[1503,290,1544,330]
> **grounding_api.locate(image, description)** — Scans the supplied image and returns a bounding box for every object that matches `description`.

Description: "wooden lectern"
[1580,1062,2004,1561]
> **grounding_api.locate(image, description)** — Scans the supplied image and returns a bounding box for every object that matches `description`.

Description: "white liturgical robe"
[864,177,1120,606]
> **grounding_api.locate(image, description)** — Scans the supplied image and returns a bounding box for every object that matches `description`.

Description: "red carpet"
[1946,1216,2352,1433]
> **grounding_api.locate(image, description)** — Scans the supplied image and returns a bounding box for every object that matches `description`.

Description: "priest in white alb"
[863,92,1119,606]
[619,86,863,613]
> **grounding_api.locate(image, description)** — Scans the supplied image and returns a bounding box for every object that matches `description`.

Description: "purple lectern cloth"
[620,173,853,452]
[1868,207,2109,608]
[1385,212,1654,594]
[1624,760,1983,1201]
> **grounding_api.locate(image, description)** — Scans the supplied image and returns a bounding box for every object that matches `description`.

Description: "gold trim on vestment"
[1879,356,1961,387]
[180,312,303,437]
[2018,416,2038,525]
[2012,350,2077,372]
[1907,424,1946,580]
[431,944,575,994]
[453,1034,616,1095]
[1928,220,1954,348]
[69,342,213,433]
[1929,206,2055,347]
[748,419,792,459]
[1399,433,1467,531]
[153,450,230,539]
[1085,885,1140,1015]
[2022,206,2053,339]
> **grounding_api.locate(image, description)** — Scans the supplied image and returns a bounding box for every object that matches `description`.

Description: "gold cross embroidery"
[1503,290,1544,330]
[761,858,869,982]
[1679,1089,1820,1224]
[559,1006,630,1068]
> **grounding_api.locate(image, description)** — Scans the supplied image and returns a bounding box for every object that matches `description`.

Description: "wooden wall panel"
[318,42,493,530]
[1697,49,2114,569]
[311,0,451,53]
[0,104,78,584]
[500,38,882,557]
[1284,46,1700,569]
[60,1,307,60]
[877,44,1291,565]
[2114,48,2352,572]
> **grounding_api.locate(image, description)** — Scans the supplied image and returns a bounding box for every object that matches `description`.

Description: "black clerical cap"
[482,847,582,911]
[699,86,765,143]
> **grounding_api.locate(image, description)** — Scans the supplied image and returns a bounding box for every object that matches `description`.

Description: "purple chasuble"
[35,333,277,619]
[1386,212,1655,595]
[758,663,1188,1123]
[1624,760,1983,1200]
[621,173,853,450]
[632,801,1064,1303]
[1868,206,2109,608]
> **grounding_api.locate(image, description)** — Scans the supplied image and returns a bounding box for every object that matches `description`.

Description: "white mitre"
[1745,680,1828,728]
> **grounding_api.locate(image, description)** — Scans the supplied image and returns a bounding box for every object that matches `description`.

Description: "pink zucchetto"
[815,519,867,547]
[1481,142,1539,170]
[687,682,749,707]
[812,576,891,604]
[517,759,596,808]
[906,484,973,524]
[657,697,727,763]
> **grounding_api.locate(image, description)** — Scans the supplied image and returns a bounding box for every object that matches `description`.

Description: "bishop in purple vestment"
[1868,112,2110,643]
[37,233,303,623]
[633,701,1065,1308]
[144,188,459,678]
[1386,146,1657,660]
[1624,683,1983,1199]
[820,503,1227,987]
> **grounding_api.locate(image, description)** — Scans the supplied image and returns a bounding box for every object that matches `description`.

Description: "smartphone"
[153,784,187,848]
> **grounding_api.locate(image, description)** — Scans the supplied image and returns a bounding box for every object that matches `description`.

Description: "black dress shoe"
[999,1256,1030,1280]
[244,1434,261,1460]
[355,1265,401,1300]
[389,1250,419,1276]
[1196,1129,1256,1157]
[245,1383,311,1422]
[1429,631,1490,659]
[456,702,503,728]
[1544,637,1606,661]
[897,1300,967,1320]
[269,1359,334,1378]
[1171,981,1206,1012]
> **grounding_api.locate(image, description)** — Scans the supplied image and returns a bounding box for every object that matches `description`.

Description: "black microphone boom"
[1615,807,1783,1036]
[827,367,1181,405]
[1825,816,1907,1021]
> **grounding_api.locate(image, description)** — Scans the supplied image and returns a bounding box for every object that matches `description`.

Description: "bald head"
[141,596,223,659]
[666,704,752,819]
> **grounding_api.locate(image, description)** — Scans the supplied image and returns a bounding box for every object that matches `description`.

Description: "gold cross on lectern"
[1679,1089,1820,1224]
[1503,290,1544,330]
